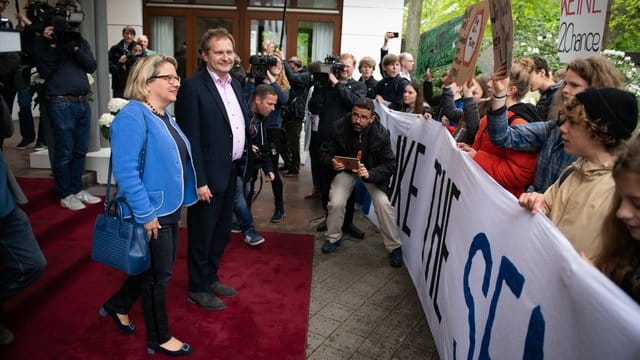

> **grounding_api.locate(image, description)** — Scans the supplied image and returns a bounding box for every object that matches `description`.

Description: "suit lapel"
[199,70,229,124]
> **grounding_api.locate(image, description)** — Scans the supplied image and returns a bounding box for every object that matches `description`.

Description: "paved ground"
[3,122,439,359]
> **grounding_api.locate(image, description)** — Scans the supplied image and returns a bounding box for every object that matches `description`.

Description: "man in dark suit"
[175,28,249,311]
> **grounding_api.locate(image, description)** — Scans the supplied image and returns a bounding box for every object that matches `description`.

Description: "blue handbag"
[91,142,150,275]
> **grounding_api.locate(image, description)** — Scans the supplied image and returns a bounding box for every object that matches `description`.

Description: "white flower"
[87,73,94,85]
[532,48,540,54]
[520,42,527,46]
[602,49,614,55]
[537,36,543,41]
[624,56,631,62]
[546,33,552,39]
[98,113,115,128]
[527,47,532,53]
[107,98,129,113]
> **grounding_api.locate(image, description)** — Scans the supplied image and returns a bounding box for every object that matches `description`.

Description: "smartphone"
[392,32,399,38]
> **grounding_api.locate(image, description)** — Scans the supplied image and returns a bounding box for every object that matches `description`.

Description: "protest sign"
[416,15,464,75]
[558,0,610,63]
[451,1,490,85]
[488,0,513,76]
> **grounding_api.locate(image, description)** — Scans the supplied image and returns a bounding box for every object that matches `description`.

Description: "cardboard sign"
[451,1,490,85]
[488,0,514,76]
[557,0,610,63]
[416,15,464,75]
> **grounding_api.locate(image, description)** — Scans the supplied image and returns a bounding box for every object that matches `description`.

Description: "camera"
[248,54,278,79]
[308,55,345,85]
[27,1,84,48]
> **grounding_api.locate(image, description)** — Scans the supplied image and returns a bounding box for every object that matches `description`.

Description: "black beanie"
[575,87,638,140]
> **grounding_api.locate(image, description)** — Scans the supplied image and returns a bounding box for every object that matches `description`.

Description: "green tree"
[607,0,640,51]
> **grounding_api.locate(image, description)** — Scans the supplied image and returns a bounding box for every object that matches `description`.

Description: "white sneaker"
[75,190,101,204]
[61,194,86,210]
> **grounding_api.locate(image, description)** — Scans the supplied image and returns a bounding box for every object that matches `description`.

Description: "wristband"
[493,94,507,100]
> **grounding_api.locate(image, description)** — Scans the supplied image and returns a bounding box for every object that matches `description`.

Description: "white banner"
[373,104,640,359]
[557,0,609,63]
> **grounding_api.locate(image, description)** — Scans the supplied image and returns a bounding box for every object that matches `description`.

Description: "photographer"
[34,17,98,210]
[233,84,277,246]
[0,0,18,150]
[108,25,135,98]
[244,52,289,223]
[280,56,310,177]
[307,53,366,238]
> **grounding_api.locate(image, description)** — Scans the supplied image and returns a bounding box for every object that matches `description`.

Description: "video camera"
[308,55,345,85]
[248,54,278,79]
[27,0,84,48]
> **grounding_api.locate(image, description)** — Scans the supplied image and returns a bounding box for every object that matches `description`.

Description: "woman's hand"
[144,218,161,241]
[462,79,476,99]
[197,185,213,203]
[457,142,477,158]
[441,115,450,127]
[492,77,509,98]
[518,192,545,214]
[423,113,433,120]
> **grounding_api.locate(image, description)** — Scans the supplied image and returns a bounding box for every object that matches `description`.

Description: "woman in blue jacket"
[100,55,197,356]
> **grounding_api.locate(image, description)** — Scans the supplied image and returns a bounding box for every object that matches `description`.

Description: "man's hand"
[383,32,395,46]
[252,144,260,154]
[197,185,213,203]
[331,157,345,171]
[354,164,369,180]
[518,192,545,214]
[43,26,56,47]
[424,67,432,82]
[119,54,127,64]
[328,72,338,86]
[264,172,275,181]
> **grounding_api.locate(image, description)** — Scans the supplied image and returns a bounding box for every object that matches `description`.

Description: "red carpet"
[1,178,314,359]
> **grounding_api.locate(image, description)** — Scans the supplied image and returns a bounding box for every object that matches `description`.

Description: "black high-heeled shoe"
[98,306,135,335]
[147,343,193,356]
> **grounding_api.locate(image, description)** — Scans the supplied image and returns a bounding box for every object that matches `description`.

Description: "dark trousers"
[105,223,179,346]
[187,172,235,292]
[0,206,46,320]
[282,115,303,173]
[17,86,45,145]
[309,131,355,224]
[0,83,17,151]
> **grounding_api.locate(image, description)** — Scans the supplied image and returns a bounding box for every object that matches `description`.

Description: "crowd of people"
[0,2,639,354]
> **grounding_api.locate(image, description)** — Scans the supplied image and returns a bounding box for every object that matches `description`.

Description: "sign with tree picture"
[451,1,490,85]
[416,15,465,76]
[488,0,514,77]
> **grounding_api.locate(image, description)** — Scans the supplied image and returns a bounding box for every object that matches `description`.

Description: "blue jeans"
[48,97,91,198]
[233,176,253,232]
[0,206,47,320]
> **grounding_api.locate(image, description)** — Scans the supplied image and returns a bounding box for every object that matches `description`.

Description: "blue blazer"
[175,69,251,193]
[110,100,198,224]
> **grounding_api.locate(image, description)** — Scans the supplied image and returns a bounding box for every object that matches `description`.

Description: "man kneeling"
[319,98,403,267]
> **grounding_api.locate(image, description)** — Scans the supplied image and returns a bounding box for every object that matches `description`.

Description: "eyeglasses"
[150,74,181,84]
[352,113,372,121]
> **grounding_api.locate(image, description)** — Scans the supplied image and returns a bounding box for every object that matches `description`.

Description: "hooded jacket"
[472,103,541,197]
[319,112,396,197]
[542,158,615,258]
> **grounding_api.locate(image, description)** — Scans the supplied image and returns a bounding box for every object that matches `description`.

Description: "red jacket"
[472,108,538,197]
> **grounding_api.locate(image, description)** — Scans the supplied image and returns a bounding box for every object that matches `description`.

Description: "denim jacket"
[110,100,198,224]
[486,107,576,192]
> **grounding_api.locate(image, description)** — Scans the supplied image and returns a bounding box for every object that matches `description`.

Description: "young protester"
[591,136,640,304]
[459,61,541,197]
[518,87,638,258]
